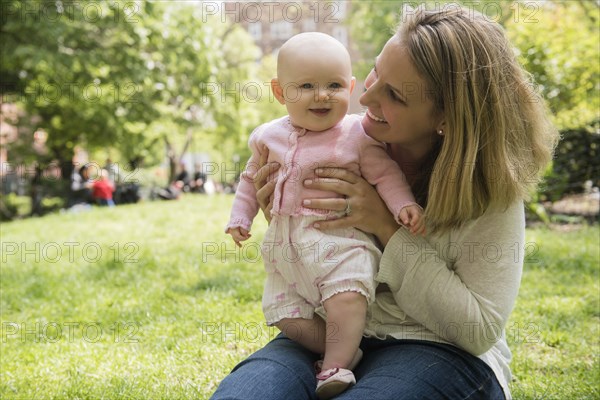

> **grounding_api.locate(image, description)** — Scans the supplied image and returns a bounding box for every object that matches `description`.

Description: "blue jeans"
[210,334,505,400]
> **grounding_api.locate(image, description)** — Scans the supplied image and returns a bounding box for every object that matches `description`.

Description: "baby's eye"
[299,83,314,89]
[328,82,342,89]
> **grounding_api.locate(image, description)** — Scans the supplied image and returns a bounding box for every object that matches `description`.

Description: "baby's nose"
[316,89,330,101]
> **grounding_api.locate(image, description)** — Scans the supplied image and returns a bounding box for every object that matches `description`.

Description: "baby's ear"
[271,78,286,105]
[349,77,356,94]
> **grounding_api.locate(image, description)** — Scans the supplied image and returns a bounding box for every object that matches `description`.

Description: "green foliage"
[506,1,599,130]
[347,0,514,80]
[2,1,156,161]
[229,53,287,164]
[526,201,551,225]
[0,193,31,220]
[0,196,598,399]
[1,1,262,166]
[543,122,600,200]
[0,191,66,221]
[345,0,402,79]
[40,195,64,211]
[346,0,599,132]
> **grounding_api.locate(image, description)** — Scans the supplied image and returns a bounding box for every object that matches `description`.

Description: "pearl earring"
[437,129,444,135]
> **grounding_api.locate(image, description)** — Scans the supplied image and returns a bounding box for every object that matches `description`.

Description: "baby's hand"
[227,227,251,248]
[399,205,425,236]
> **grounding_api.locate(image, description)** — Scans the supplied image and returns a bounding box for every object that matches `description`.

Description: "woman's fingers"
[257,179,276,206]
[304,168,363,197]
[253,162,279,191]
[258,146,269,165]
[302,198,347,212]
[304,167,401,240]
[304,177,354,197]
[251,146,277,191]
[246,147,278,224]
[257,179,276,223]
[314,167,361,184]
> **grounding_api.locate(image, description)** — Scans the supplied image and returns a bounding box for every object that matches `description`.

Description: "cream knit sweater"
[365,200,525,399]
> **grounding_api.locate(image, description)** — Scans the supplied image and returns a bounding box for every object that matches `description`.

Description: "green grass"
[509,226,599,399]
[1,195,598,399]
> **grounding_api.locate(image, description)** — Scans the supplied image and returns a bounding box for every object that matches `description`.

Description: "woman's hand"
[302,168,400,246]
[252,146,279,224]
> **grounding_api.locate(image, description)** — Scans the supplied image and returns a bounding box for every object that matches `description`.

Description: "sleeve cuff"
[225,218,252,233]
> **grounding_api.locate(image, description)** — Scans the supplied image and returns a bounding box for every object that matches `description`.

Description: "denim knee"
[210,334,320,400]
[339,339,505,400]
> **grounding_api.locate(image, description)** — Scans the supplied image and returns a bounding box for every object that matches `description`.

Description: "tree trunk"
[164,128,193,183]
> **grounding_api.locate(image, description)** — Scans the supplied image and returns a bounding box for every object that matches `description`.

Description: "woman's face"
[360,35,442,152]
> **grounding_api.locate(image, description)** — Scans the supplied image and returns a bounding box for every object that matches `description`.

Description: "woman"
[211,5,558,399]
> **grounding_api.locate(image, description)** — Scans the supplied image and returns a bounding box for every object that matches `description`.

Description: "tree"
[505,1,599,130]
[2,1,159,169]
[0,1,262,179]
[347,1,514,79]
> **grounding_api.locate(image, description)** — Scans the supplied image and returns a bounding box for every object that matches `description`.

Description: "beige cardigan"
[365,201,525,399]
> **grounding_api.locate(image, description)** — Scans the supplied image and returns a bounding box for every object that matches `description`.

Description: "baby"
[226,32,423,400]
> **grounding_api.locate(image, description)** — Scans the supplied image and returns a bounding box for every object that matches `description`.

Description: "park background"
[1,1,598,399]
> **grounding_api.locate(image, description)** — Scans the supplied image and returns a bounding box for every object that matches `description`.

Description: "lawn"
[1,195,598,399]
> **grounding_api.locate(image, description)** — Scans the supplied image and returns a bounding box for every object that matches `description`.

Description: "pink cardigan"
[226,114,417,232]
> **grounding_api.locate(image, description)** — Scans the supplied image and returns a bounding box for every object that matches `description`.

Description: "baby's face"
[276,44,354,132]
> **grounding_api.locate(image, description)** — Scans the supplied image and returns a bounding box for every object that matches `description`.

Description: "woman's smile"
[366,109,387,123]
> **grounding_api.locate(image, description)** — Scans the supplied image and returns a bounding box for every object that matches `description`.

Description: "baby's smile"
[309,108,331,116]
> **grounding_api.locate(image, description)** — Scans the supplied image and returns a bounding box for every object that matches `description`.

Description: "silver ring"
[344,197,352,216]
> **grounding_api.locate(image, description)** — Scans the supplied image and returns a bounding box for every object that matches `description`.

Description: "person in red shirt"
[92,169,115,206]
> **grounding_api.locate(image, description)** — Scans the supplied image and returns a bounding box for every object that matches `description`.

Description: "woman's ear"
[271,78,286,105]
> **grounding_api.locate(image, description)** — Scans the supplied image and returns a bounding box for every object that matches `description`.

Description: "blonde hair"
[398,5,559,233]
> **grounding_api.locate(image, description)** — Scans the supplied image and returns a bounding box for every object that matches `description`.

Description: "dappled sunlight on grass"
[508,226,599,399]
[1,195,274,399]
[1,196,598,399]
